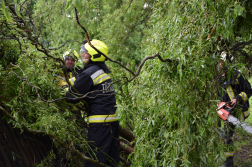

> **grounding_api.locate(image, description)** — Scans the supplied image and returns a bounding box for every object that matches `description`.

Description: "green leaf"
[4,7,14,23]
[14,4,22,18]
[65,0,72,10]
[1,0,5,9]
[1,0,14,23]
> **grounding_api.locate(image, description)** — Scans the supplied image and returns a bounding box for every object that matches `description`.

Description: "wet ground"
[233,133,252,167]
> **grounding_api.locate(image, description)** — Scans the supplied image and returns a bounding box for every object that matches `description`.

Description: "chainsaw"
[217,101,252,134]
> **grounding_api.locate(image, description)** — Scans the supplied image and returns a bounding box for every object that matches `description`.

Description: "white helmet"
[220,51,234,62]
[63,49,79,61]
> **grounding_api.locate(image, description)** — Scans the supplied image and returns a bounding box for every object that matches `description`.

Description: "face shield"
[80,44,87,55]
[80,45,90,65]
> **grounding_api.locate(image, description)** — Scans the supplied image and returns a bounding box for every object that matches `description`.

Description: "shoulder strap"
[84,65,100,76]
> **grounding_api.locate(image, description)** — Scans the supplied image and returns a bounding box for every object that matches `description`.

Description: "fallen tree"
[1,0,252,166]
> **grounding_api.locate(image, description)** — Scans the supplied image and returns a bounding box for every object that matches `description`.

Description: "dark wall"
[0,113,55,167]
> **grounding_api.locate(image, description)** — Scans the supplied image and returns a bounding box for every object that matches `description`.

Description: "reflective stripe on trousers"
[88,114,118,123]
[244,109,250,118]
[224,151,234,157]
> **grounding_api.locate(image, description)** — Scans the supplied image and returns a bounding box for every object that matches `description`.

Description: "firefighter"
[55,49,83,88]
[217,51,252,167]
[66,39,120,167]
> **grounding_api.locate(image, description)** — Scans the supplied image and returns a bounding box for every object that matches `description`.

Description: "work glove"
[61,85,69,96]
[69,77,76,86]
[54,74,68,88]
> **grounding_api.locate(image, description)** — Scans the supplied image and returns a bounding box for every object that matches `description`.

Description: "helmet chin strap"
[81,59,89,65]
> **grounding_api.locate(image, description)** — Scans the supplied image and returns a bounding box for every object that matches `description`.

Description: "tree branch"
[74,7,136,75]
[48,40,82,50]
[229,40,252,51]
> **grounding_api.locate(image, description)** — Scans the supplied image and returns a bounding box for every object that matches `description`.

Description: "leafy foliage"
[1,0,252,166]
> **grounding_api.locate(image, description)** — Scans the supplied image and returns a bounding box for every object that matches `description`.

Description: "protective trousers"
[220,111,247,158]
[84,121,120,167]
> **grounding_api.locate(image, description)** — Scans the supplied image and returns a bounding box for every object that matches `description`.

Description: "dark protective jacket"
[66,63,117,118]
[218,70,252,119]
[66,66,83,78]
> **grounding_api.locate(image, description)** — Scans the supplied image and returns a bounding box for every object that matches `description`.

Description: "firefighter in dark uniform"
[55,49,83,88]
[66,39,120,167]
[217,51,252,167]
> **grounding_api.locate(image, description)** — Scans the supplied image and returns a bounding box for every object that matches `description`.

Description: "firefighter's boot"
[221,156,233,167]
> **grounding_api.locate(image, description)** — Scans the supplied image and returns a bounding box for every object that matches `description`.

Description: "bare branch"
[49,40,82,50]
[74,7,135,76]
[230,40,252,51]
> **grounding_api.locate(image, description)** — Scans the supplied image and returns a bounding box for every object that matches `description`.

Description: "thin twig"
[49,40,82,50]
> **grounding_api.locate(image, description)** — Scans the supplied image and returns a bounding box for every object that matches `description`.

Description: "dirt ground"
[233,133,252,167]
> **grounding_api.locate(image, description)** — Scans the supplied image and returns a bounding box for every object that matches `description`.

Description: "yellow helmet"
[80,39,108,62]
[63,49,79,61]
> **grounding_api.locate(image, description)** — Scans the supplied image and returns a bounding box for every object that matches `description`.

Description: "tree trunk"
[120,141,134,154]
[119,125,134,142]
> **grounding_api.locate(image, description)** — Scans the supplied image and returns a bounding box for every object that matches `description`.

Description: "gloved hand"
[69,77,76,86]
[61,85,69,96]
[54,74,67,88]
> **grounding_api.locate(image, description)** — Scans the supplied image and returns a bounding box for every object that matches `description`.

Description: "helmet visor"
[80,44,88,55]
